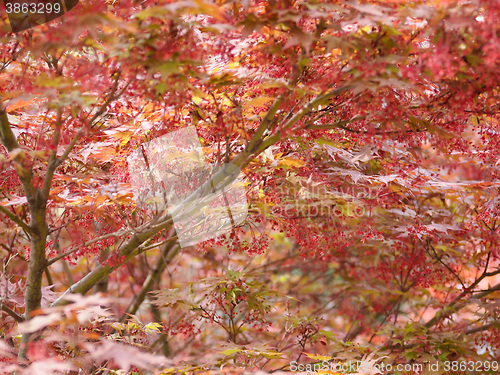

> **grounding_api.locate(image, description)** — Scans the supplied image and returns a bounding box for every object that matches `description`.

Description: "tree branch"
[42,72,130,201]
[120,241,180,321]
[0,302,24,322]
[52,218,174,305]
[306,117,366,131]
[87,71,127,125]
[52,85,354,308]
[245,94,285,154]
[424,282,500,329]
[0,100,20,151]
[466,321,499,335]
[0,204,32,235]
[0,99,37,201]
[281,86,352,132]
[41,107,63,201]
[46,228,135,266]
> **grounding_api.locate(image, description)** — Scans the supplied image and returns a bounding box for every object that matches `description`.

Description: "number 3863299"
[6,2,61,14]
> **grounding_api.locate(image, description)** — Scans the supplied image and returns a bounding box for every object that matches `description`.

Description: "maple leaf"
[18,359,75,375]
[84,341,171,372]
[353,351,388,375]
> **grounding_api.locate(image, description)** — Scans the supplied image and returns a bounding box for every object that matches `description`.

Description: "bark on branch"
[424,282,500,329]
[120,240,180,321]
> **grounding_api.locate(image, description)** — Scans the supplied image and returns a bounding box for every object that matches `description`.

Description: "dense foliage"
[0,0,499,374]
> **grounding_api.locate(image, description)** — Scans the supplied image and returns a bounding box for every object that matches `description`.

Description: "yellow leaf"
[243,96,274,109]
[258,187,265,199]
[109,322,125,332]
[193,0,223,20]
[192,95,203,105]
[127,321,139,329]
[277,158,305,168]
[389,182,408,199]
[226,61,240,69]
[144,322,162,332]
[107,130,133,140]
[359,25,373,34]
[304,353,334,361]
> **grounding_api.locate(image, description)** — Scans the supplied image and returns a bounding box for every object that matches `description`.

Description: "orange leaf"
[6,98,37,112]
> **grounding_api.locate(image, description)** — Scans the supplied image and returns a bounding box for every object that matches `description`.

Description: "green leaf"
[219,348,243,356]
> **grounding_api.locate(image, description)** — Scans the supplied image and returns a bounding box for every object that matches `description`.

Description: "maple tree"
[0,0,499,374]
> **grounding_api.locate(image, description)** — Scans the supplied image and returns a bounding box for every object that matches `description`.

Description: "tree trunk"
[19,205,48,359]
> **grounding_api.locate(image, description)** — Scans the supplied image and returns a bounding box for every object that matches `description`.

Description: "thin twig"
[46,229,134,266]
